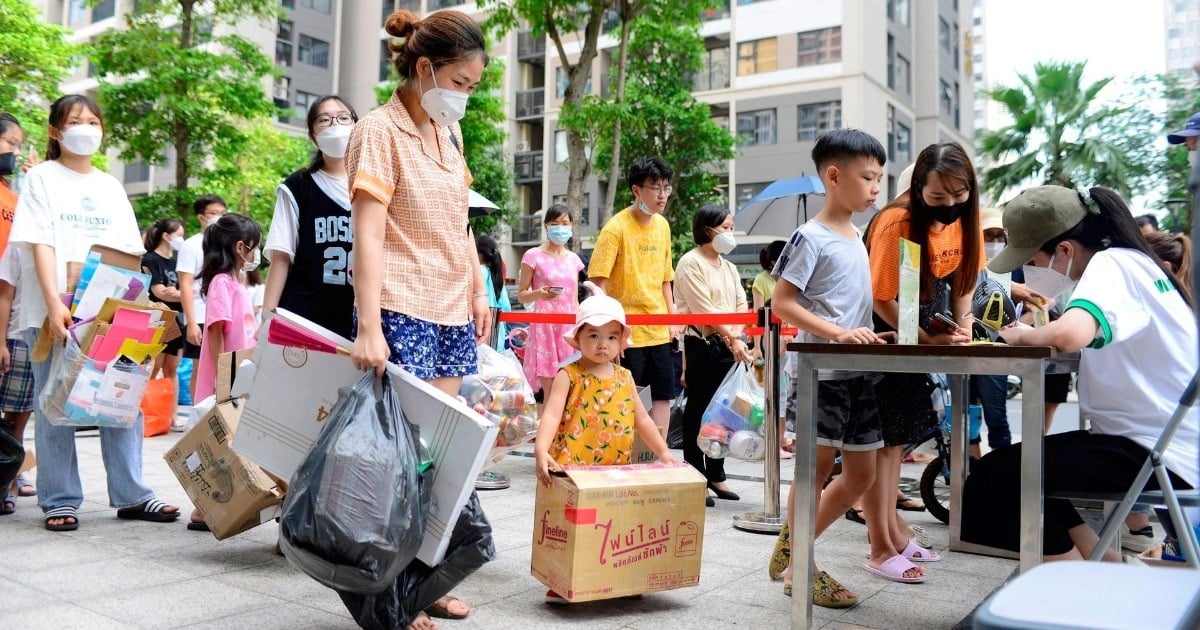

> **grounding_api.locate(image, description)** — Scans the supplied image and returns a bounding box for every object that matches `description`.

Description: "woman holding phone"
[517,204,583,396]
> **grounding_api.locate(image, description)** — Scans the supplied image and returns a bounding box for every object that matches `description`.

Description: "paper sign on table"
[897,237,921,345]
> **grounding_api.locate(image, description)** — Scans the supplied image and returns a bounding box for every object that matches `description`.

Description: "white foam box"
[232,309,499,565]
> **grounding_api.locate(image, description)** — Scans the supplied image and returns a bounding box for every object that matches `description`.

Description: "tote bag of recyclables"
[279,371,432,595]
[697,363,767,461]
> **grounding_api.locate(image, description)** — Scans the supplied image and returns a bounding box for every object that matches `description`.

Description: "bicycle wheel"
[920,456,950,524]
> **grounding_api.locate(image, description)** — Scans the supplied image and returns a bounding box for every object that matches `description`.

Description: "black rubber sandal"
[116,498,180,523]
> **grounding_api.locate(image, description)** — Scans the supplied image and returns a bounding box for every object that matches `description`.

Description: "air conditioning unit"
[516,141,531,152]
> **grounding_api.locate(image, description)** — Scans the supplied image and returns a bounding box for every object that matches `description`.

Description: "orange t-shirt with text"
[0,181,16,258]
[868,207,985,302]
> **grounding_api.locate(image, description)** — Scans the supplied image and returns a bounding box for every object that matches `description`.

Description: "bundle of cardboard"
[34,246,179,429]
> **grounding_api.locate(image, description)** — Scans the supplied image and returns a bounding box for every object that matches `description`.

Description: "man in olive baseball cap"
[1168,112,1200,150]
[987,186,1090,274]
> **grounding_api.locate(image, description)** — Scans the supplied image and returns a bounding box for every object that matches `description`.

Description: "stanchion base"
[732,512,784,533]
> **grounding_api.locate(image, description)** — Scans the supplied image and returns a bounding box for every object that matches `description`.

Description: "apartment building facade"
[35,0,972,267]
[1165,0,1200,80]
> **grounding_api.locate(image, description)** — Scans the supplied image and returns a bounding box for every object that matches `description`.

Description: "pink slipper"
[902,538,940,562]
[863,554,927,583]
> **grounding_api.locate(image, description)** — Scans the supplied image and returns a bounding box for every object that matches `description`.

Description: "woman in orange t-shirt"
[863,142,984,565]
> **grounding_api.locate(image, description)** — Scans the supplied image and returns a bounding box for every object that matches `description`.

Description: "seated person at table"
[961,185,1198,561]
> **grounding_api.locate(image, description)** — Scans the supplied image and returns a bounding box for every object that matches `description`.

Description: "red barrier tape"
[497,311,758,326]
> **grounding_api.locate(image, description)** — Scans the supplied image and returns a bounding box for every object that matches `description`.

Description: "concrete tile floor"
[0,430,1013,629]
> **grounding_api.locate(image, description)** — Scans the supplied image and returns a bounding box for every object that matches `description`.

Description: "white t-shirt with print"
[1068,247,1199,487]
[0,245,33,339]
[176,231,205,324]
[9,161,143,327]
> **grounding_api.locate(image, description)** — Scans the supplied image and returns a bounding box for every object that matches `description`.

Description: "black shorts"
[815,376,883,451]
[621,342,676,401]
[1045,372,1071,404]
[163,332,185,356]
[182,323,204,360]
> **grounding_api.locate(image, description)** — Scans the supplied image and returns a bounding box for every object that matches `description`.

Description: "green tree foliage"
[0,0,79,152]
[375,46,514,237]
[89,0,280,226]
[481,0,609,241]
[199,119,311,229]
[978,61,1150,203]
[577,1,736,262]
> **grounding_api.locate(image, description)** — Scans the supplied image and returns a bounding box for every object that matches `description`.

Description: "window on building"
[276,39,294,66]
[939,18,951,54]
[68,0,88,25]
[887,105,895,158]
[124,160,150,184]
[298,35,330,68]
[894,53,910,95]
[896,122,911,163]
[277,19,294,40]
[294,90,321,120]
[797,27,841,66]
[92,0,115,22]
[555,67,593,98]
[887,0,910,26]
[735,182,769,208]
[954,80,961,128]
[953,23,960,70]
[737,37,778,76]
[281,0,296,8]
[887,35,896,89]
[300,0,332,13]
[797,101,841,141]
[554,130,569,164]
[940,79,955,117]
[736,109,776,147]
[695,46,731,91]
[272,76,291,106]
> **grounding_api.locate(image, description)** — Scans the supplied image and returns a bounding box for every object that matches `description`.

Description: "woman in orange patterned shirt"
[344,9,491,629]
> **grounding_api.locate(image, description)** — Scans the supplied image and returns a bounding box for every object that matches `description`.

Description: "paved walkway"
[0,413,1040,630]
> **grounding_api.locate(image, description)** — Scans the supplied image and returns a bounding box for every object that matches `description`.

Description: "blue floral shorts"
[356,309,478,381]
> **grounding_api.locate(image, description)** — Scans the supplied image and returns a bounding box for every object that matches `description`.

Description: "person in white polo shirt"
[176,194,225,400]
[961,185,1198,562]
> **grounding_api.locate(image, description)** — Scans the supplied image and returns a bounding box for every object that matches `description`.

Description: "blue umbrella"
[734,176,826,237]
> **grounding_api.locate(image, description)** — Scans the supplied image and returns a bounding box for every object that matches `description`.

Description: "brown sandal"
[425,595,470,620]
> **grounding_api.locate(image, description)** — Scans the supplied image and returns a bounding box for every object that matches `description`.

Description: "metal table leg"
[790,354,818,629]
[1020,364,1046,571]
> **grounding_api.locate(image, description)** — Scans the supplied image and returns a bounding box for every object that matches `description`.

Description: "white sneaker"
[1121,523,1162,554]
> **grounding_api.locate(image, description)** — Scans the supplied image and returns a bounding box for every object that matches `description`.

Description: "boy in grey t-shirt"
[769,129,928,608]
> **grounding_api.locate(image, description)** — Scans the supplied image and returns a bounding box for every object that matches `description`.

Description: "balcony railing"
[513,215,543,244]
[703,0,731,21]
[517,31,546,63]
[515,88,545,120]
[514,151,544,183]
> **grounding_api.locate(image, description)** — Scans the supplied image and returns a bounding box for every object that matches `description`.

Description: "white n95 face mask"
[60,125,102,157]
[420,66,469,126]
[1021,253,1075,300]
[315,124,352,158]
[712,232,737,255]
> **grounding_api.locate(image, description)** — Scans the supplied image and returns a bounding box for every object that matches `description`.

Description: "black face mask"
[0,152,14,177]
[931,200,971,225]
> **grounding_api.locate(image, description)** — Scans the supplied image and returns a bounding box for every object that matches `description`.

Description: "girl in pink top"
[517,205,583,395]
[194,214,261,402]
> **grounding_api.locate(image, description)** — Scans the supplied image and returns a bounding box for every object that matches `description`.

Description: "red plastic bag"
[141,377,175,437]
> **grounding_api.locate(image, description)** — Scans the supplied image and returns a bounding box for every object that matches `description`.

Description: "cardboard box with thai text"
[531,463,706,602]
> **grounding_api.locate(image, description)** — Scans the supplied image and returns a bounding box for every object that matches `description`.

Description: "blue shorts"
[360,309,478,381]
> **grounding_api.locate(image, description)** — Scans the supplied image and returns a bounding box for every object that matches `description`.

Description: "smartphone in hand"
[929,312,959,335]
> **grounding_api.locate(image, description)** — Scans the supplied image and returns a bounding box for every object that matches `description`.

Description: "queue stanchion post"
[733,306,784,533]
[485,306,501,348]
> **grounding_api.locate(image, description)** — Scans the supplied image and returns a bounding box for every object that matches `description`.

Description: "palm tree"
[977,61,1142,202]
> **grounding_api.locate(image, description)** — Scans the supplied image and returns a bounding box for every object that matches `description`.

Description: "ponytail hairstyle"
[384,9,488,83]
[759,240,786,272]
[1145,231,1193,303]
[906,142,982,300]
[199,214,262,298]
[475,234,503,299]
[1040,187,1192,308]
[143,217,183,252]
[46,94,104,161]
[304,95,358,175]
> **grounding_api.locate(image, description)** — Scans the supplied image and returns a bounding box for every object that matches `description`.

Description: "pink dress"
[520,246,583,391]
[195,272,257,402]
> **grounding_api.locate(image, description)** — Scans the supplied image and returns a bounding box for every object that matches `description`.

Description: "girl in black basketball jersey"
[263,95,358,339]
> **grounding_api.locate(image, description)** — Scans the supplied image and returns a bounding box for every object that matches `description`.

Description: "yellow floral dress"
[549,361,637,466]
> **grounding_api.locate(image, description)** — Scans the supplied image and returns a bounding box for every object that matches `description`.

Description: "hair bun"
[384,9,418,39]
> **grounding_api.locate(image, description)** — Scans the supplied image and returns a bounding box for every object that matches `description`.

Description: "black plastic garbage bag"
[279,371,429,594]
[340,492,496,630]
[0,423,23,493]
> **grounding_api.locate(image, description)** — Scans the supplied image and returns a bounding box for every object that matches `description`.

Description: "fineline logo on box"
[596,518,671,568]
[538,510,569,546]
[675,520,699,557]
